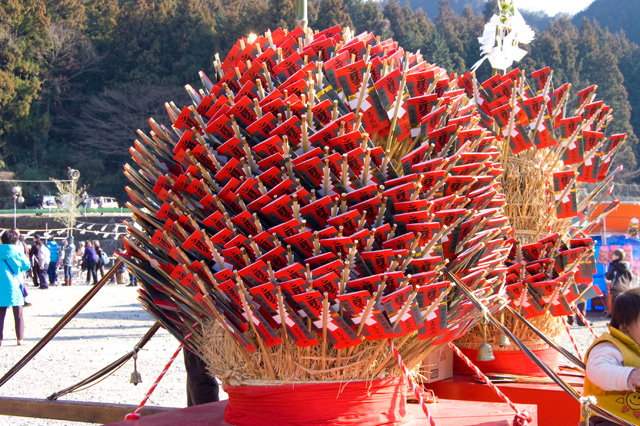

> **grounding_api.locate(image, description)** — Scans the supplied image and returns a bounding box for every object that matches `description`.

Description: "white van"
[42,195,58,209]
[88,197,119,209]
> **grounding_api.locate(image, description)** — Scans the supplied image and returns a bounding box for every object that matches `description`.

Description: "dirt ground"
[0,280,605,425]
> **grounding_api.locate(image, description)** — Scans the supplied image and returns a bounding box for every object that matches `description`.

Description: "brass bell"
[498,333,510,347]
[130,371,143,385]
[130,352,142,385]
[477,342,495,362]
[477,316,495,362]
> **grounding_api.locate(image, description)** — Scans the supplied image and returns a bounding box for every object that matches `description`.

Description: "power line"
[0,179,73,184]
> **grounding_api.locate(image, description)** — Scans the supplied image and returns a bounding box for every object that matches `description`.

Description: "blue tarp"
[589,234,638,311]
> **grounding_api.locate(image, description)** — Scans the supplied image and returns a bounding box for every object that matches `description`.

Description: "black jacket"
[605,259,633,288]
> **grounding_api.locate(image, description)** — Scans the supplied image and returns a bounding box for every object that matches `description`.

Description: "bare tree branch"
[70,84,187,159]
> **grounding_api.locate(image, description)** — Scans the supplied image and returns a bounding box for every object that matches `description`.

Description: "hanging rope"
[449,342,531,426]
[47,322,161,400]
[124,340,186,420]
[388,339,436,426]
[561,316,583,362]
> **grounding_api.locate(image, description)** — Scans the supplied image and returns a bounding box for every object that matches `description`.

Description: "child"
[582,288,640,425]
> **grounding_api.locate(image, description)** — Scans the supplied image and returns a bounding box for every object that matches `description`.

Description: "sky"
[515,0,596,16]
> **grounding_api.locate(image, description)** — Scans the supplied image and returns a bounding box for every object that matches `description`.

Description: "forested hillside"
[574,0,640,45]
[1,0,638,206]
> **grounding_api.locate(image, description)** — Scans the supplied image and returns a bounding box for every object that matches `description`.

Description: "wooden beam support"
[0,397,175,424]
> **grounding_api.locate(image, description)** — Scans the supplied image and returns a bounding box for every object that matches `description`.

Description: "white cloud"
[515,0,596,16]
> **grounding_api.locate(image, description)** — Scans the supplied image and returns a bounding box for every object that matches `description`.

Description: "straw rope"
[199,318,417,384]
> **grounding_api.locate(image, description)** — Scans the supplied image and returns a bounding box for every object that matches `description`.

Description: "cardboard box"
[420,345,453,383]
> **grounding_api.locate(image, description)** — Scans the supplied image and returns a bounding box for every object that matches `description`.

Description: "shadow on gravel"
[62,324,153,331]
[27,333,149,341]
[39,310,152,321]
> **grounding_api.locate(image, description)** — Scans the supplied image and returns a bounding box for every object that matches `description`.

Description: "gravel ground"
[558,309,611,361]
[0,282,200,426]
[0,280,606,425]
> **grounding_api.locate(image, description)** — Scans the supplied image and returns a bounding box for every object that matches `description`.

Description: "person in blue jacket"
[0,229,30,346]
[46,238,60,286]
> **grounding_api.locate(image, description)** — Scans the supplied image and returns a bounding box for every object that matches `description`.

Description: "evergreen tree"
[458,6,483,75]
[529,17,580,85]
[207,0,269,56]
[3,0,640,193]
[423,26,454,71]
[398,4,431,54]
[44,0,87,29]
[313,0,353,31]
[0,0,50,166]
[345,0,390,38]
[482,0,497,21]
[618,43,640,166]
[98,0,217,87]
[576,19,638,174]
[434,0,466,72]
[383,1,432,54]
[269,0,296,30]
[383,0,404,45]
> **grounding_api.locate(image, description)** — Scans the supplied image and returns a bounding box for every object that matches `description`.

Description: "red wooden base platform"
[425,373,581,426]
[105,398,537,426]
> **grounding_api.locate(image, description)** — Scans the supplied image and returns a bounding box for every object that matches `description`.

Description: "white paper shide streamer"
[472,1,535,72]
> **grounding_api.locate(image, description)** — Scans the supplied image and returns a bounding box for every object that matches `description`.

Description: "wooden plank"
[0,397,175,424]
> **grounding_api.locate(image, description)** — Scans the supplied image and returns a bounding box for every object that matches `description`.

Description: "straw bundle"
[452,68,626,351]
[499,148,571,244]
[454,311,563,351]
[200,318,432,385]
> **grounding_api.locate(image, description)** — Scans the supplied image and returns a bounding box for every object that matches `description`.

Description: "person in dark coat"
[28,235,41,287]
[82,241,99,285]
[183,349,219,407]
[605,248,634,312]
[35,240,50,290]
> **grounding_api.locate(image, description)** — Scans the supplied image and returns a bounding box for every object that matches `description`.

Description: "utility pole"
[296,0,307,29]
[68,169,80,237]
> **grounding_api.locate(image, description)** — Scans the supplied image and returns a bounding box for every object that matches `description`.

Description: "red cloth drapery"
[223,378,411,426]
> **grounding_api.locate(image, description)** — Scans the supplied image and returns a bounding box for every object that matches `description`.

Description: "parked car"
[88,196,119,209]
[41,195,58,209]
[24,194,53,209]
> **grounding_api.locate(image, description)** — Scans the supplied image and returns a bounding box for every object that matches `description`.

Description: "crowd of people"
[0,229,128,347]
[0,228,213,408]
[26,235,113,288]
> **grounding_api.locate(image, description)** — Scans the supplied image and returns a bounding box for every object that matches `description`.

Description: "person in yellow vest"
[582,287,640,425]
